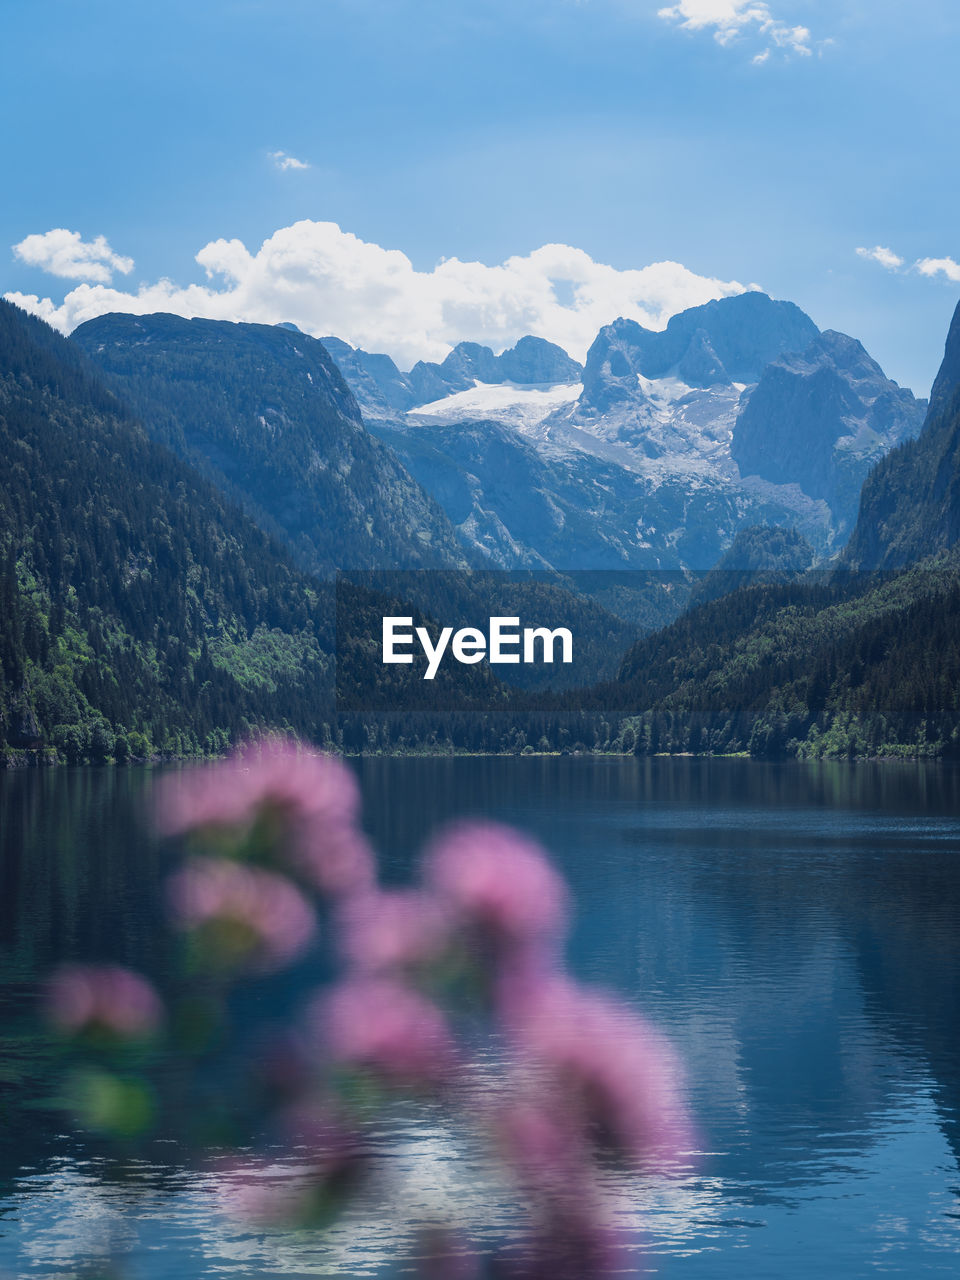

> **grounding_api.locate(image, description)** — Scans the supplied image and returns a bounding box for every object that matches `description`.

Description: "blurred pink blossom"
[507,979,692,1170]
[214,1149,361,1228]
[138,769,695,1276]
[496,1100,588,1199]
[424,822,568,963]
[47,965,163,1039]
[168,858,317,972]
[155,739,374,897]
[315,977,458,1089]
[337,888,452,974]
[295,819,377,899]
[215,1162,308,1227]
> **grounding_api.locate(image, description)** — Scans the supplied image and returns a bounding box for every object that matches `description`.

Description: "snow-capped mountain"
[321,294,926,570]
[319,334,582,421]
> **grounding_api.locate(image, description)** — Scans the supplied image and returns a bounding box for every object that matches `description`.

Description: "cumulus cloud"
[658,1,813,60]
[12,229,134,284]
[270,150,310,171]
[5,219,752,366]
[916,256,960,284]
[856,245,904,271]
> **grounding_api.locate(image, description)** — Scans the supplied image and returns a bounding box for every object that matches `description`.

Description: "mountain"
[845,300,960,569]
[603,294,960,759]
[320,336,416,419]
[350,295,922,570]
[0,299,335,764]
[72,314,473,577]
[407,336,583,407]
[371,414,836,572]
[322,335,584,419]
[731,331,924,535]
[576,292,820,415]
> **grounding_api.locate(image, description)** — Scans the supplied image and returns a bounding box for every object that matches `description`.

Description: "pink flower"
[313,977,457,1090]
[47,965,163,1039]
[215,1142,363,1229]
[215,1163,309,1227]
[496,1101,589,1199]
[168,858,317,972]
[336,889,452,975]
[154,738,374,898]
[508,979,692,1170]
[424,823,569,962]
[295,820,377,900]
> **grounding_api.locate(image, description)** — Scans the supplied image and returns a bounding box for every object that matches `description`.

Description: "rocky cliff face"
[372,413,839,572]
[732,330,926,537]
[320,337,416,417]
[844,300,960,569]
[577,292,820,417]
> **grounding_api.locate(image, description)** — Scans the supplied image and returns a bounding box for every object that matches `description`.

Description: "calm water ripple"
[1,757,960,1276]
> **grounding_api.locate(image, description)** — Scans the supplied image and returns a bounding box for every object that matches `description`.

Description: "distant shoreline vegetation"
[2,742,956,770]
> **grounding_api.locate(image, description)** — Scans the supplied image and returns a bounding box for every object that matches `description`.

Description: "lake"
[1,757,960,1277]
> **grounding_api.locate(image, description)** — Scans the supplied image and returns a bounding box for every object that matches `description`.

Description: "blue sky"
[3,0,959,393]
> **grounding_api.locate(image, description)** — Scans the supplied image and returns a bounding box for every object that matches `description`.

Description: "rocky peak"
[496,335,583,385]
[731,329,926,529]
[577,293,820,415]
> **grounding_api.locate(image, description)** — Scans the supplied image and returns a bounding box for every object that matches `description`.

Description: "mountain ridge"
[73,313,475,576]
[352,294,923,569]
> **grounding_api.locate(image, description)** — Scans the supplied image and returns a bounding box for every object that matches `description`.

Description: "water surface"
[1,758,959,1276]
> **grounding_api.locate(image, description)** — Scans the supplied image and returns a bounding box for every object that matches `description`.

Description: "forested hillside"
[609,558,960,758]
[73,313,473,576]
[0,300,335,763]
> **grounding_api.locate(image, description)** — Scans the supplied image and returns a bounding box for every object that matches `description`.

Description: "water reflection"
[1,758,960,1275]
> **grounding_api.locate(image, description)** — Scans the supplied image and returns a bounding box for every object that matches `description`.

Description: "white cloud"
[4,219,752,367]
[658,1,813,60]
[270,150,310,171]
[916,256,960,284]
[855,246,960,284]
[12,229,134,284]
[856,245,904,271]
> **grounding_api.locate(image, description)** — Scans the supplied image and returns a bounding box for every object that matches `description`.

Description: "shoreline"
[3,747,956,771]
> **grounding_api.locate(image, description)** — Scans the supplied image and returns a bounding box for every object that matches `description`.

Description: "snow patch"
[407,381,582,430]
[636,374,697,404]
